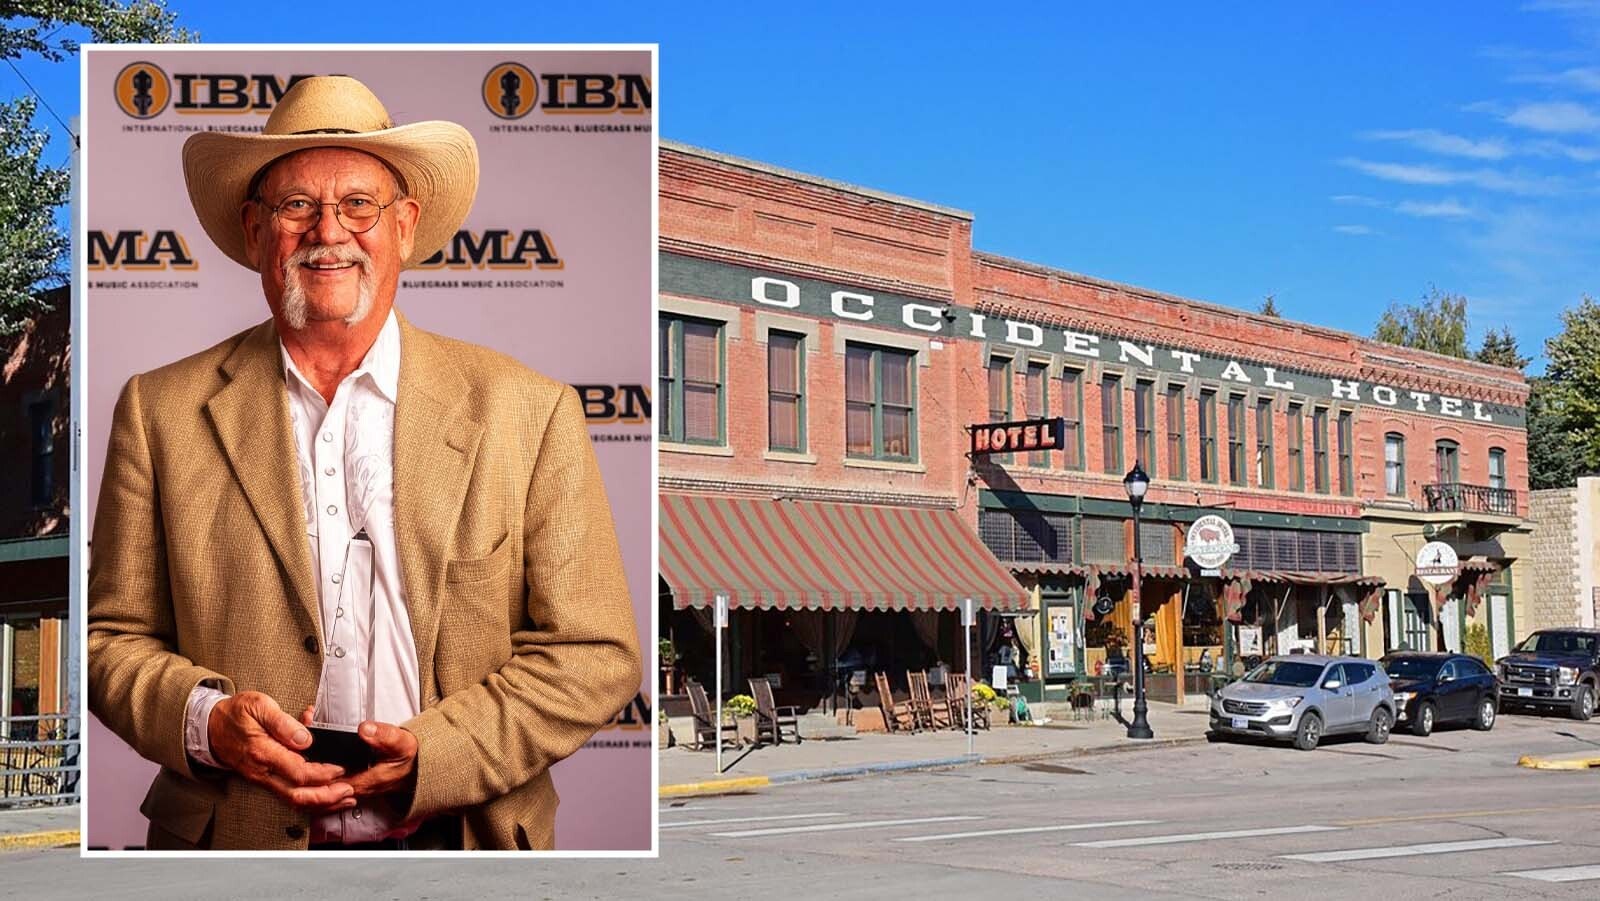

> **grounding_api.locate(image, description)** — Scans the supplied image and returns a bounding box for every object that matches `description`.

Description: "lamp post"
[1123,462,1155,740]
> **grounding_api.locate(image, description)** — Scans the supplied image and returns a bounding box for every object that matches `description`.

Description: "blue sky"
[12,1,1598,372]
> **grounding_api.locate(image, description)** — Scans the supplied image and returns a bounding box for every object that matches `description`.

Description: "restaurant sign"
[1185,515,1239,571]
[968,417,1064,457]
[1415,541,1460,587]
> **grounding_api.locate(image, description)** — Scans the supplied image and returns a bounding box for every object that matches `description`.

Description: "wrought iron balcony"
[1423,482,1518,516]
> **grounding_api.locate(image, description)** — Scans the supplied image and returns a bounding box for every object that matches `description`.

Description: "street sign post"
[714,593,728,775]
[962,598,975,758]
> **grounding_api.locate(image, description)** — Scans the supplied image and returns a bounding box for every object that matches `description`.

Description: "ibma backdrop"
[80,46,654,851]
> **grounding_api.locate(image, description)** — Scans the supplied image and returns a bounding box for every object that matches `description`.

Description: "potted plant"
[659,638,678,695]
[658,706,673,749]
[1069,680,1095,710]
[724,693,758,745]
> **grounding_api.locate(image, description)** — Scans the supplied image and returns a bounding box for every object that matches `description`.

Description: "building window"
[1027,362,1049,467]
[29,397,54,508]
[1385,433,1406,497]
[988,355,1012,463]
[846,343,917,461]
[767,331,805,453]
[1312,407,1330,494]
[1255,398,1274,489]
[1134,380,1156,475]
[659,316,723,445]
[1488,447,1506,490]
[1337,411,1354,496]
[1165,384,1186,481]
[1286,403,1305,491]
[1226,394,1247,486]
[1101,374,1123,473]
[1198,389,1218,482]
[1435,439,1460,483]
[1062,368,1084,470]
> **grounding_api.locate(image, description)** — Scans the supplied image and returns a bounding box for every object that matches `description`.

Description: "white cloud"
[1511,65,1600,92]
[1339,157,1562,194]
[1395,199,1474,218]
[1525,138,1600,161]
[1504,100,1600,133]
[1333,224,1377,235]
[1330,193,1385,206]
[1363,128,1511,159]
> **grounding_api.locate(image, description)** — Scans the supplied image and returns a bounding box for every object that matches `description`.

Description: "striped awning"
[660,494,1030,611]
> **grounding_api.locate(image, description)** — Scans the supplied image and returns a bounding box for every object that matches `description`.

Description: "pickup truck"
[1495,629,1600,721]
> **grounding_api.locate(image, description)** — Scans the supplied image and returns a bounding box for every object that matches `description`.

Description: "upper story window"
[29,396,54,508]
[1101,374,1123,474]
[1435,439,1460,483]
[1254,397,1274,489]
[988,355,1012,463]
[1385,433,1406,497]
[1312,407,1330,494]
[659,315,723,445]
[1337,411,1354,496]
[1062,368,1084,470]
[1165,384,1187,481]
[846,343,917,462]
[1027,362,1050,467]
[1286,402,1305,491]
[1134,379,1156,476]
[1488,447,1506,490]
[767,331,805,453]
[1226,394,1247,486]
[1198,389,1218,483]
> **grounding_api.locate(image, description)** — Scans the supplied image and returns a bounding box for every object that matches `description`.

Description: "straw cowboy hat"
[182,75,479,271]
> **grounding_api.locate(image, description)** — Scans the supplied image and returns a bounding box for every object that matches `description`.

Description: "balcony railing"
[1423,482,1518,516]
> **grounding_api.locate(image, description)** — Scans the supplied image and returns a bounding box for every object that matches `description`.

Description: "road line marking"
[662,812,848,830]
[1282,837,1555,863]
[1074,825,1341,848]
[1502,864,1600,883]
[712,816,983,838]
[895,820,1162,842]
[1336,803,1600,827]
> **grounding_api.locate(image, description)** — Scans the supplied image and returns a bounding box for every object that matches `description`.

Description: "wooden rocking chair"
[749,678,803,746]
[908,671,952,730]
[945,672,990,731]
[874,672,918,733]
[685,680,739,750]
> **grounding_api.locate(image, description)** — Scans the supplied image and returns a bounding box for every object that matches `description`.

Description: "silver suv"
[1209,655,1396,750]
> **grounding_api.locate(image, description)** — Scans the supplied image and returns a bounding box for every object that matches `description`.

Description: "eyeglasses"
[261,192,399,235]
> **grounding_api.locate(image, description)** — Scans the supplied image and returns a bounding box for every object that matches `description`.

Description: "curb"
[1518,754,1600,771]
[659,734,1210,797]
[0,829,79,852]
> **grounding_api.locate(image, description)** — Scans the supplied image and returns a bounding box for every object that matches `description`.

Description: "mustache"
[283,243,373,273]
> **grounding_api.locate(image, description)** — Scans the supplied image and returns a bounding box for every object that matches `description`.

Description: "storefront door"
[1489,594,1512,660]
[1044,601,1078,681]
[1441,597,1462,653]
[1402,594,1433,651]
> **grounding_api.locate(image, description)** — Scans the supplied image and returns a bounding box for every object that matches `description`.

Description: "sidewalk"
[661,701,1213,795]
[0,805,79,852]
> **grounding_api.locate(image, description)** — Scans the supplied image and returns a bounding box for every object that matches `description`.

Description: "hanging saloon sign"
[969,417,1065,457]
[1185,515,1239,575]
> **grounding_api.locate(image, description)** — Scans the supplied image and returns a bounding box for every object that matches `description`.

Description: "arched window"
[1488,447,1506,490]
[1384,433,1405,497]
[1434,439,1460,484]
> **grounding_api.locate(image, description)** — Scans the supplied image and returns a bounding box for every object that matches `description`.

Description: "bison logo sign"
[1185,515,1239,571]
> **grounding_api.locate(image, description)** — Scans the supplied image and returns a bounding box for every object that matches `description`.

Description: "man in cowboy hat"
[87,75,641,850]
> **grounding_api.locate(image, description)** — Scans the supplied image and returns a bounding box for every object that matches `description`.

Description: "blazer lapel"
[205,320,321,644]
[392,313,484,701]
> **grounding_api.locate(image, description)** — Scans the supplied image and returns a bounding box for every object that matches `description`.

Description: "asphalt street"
[5,709,1600,899]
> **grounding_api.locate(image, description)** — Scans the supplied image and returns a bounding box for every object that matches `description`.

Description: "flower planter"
[658,722,672,749]
[735,716,757,746]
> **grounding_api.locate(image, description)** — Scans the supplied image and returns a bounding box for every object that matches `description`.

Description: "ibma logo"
[606,693,652,731]
[481,62,651,119]
[575,385,650,424]
[415,229,563,269]
[87,230,197,270]
[114,61,321,118]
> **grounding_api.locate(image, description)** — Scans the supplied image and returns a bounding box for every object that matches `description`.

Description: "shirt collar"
[280,309,401,405]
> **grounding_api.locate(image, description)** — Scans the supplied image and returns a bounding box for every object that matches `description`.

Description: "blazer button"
[285,824,305,840]
[303,635,318,654]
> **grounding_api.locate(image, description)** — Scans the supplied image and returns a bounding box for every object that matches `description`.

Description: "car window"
[1516,633,1600,656]
[1323,664,1346,687]
[1439,661,1457,681]
[1382,657,1442,679]
[1458,659,1487,678]
[1351,663,1375,683]
[1242,659,1326,687]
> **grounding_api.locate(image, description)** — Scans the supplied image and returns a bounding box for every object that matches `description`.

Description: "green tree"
[0,1,195,333]
[1528,376,1586,490]
[1474,325,1530,370]
[1259,294,1281,317]
[1374,286,1469,358]
[1537,295,1600,483]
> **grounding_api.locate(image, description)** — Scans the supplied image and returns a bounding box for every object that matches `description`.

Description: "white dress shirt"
[184,310,421,844]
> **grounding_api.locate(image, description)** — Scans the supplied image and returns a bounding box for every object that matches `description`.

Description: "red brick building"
[657,143,1530,710]
[0,289,72,735]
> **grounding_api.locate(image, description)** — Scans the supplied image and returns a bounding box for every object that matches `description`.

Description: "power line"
[3,58,78,148]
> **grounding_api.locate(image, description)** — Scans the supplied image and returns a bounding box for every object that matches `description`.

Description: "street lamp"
[1123,462,1155,740]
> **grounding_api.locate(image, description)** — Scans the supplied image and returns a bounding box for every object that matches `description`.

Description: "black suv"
[1495,629,1600,721]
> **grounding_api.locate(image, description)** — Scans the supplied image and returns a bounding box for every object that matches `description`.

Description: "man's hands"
[207,691,353,811]
[295,707,419,802]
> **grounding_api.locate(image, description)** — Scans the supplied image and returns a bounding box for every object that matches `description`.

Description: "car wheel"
[1294,712,1322,751]
[1411,701,1435,737]
[1365,706,1393,744]
[1472,696,1496,731]
[1571,684,1595,722]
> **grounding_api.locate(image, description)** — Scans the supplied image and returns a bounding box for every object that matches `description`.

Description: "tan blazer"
[87,314,642,850]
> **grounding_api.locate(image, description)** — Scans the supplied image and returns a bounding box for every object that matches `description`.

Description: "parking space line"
[1502,864,1600,883]
[1074,825,1341,848]
[662,812,848,830]
[1282,837,1555,863]
[711,816,983,838]
[1336,803,1600,827]
[894,820,1163,842]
